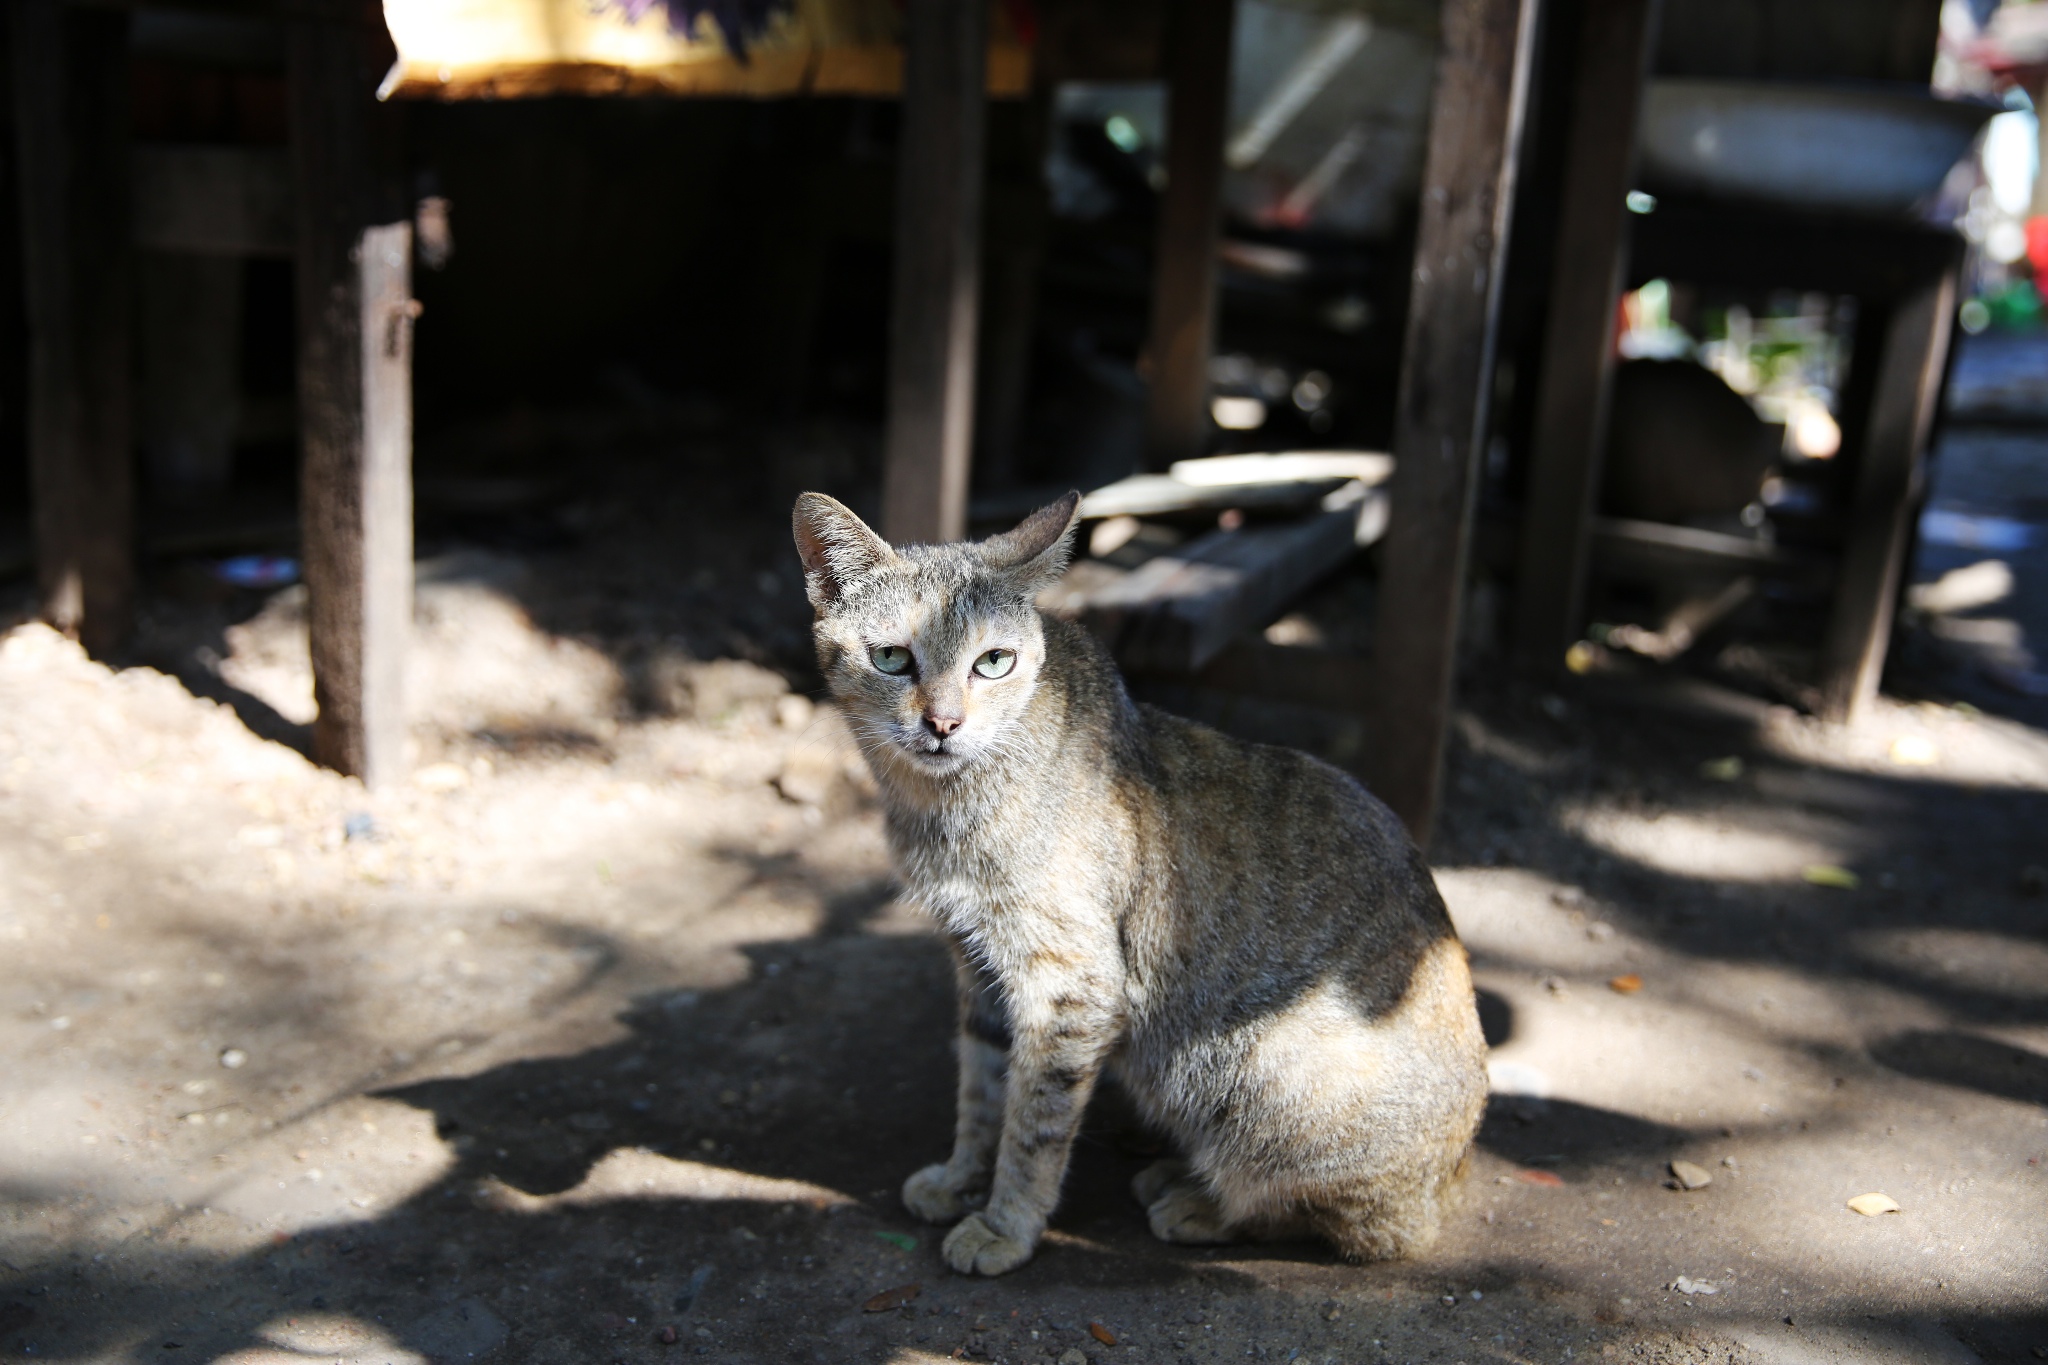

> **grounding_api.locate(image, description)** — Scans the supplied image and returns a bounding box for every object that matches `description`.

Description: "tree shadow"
[1868,1029,2048,1110]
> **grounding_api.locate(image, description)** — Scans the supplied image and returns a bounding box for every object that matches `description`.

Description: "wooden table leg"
[10,0,133,656]
[1512,0,1659,669]
[1367,0,1540,844]
[290,1,414,786]
[881,0,986,546]
[1819,265,1957,723]
[1142,0,1235,472]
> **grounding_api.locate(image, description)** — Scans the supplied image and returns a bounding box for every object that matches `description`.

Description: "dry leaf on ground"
[1609,974,1644,994]
[1514,1169,1565,1187]
[1089,1322,1118,1346]
[861,1283,921,1312]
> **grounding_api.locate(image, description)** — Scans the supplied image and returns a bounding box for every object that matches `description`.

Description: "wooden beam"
[1366,0,1539,845]
[881,0,986,545]
[290,0,414,786]
[1512,0,1659,669]
[1070,490,1385,674]
[10,0,134,656]
[1818,265,1956,723]
[1142,0,1235,471]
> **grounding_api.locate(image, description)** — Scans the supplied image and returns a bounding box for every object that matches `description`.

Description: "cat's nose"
[924,711,963,738]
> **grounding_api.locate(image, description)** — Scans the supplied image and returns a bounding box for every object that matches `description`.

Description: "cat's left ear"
[981,490,1082,598]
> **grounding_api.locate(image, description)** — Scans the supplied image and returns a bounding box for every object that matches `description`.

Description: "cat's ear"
[793,493,896,608]
[981,491,1082,596]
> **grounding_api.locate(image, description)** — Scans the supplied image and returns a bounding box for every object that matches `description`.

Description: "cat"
[792,490,1486,1276]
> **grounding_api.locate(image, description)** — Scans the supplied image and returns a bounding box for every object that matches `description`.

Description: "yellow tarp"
[380,0,1033,100]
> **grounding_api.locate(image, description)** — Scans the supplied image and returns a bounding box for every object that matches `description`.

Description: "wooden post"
[1142,0,1236,471]
[10,0,133,656]
[1818,266,1956,723]
[1367,0,1539,844]
[1511,0,1659,668]
[881,0,987,545]
[289,1,414,786]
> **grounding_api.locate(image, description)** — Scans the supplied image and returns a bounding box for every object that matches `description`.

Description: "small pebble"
[219,1048,247,1070]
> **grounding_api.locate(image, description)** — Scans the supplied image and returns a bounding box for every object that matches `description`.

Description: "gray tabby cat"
[793,491,1486,1276]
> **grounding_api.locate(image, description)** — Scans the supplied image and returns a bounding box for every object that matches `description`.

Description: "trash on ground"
[214,555,300,589]
[1668,1277,1718,1295]
[861,1283,921,1312]
[1669,1160,1713,1190]
[1609,973,1644,994]
[873,1230,918,1251]
[1802,864,1861,890]
[1847,1192,1901,1216]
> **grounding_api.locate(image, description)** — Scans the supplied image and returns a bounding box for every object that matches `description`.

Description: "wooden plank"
[1141,0,1235,470]
[1590,516,1829,584]
[1068,488,1385,673]
[1511,0,1660,669]
[1366,0,1538,844]
[290,0,414,786]
[881,0,986,545]
[133,146,295,257]
[1818,265,1956,723]
[1079,452,1393,519]
[10,0,134,656]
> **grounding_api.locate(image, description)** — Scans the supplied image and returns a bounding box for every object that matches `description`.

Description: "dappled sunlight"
[1556,805,1855,883]
[1851,927,2048,1007]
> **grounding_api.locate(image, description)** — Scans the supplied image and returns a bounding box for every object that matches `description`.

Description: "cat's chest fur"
[880,774,1130,982]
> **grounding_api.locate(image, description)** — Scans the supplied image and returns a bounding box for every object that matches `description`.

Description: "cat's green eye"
[870,644,914,676]
[972,648,1016,680]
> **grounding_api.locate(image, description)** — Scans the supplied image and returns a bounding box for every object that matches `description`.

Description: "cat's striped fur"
[793,491,1486,1275]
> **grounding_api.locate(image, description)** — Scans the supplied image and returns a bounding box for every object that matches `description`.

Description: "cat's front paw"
[902,1164,987,1224]
[941,1212,1036,1276]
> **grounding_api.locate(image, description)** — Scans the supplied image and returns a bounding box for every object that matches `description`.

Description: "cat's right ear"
[793,493,896,609]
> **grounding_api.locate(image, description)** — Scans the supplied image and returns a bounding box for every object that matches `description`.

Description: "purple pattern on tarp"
[610,0,795,60]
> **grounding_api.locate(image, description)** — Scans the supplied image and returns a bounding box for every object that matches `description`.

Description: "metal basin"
[1638,80,1997,216]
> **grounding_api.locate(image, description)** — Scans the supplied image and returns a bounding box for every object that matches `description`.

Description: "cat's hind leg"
[1131,1160,1235,1246]
[1307,1177,1447,1262]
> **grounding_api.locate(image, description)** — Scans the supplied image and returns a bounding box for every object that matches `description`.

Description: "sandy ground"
[2,427,2046,1365]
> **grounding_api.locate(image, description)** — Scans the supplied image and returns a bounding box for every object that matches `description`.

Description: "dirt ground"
[2,418,2045,1365]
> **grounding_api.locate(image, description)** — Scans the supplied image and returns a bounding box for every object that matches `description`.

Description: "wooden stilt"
[10,0,133,656]
[1818,266,1956,723]
[290,0,414,786]
[881,0,986,546]
[1367,0,1539,844]
[1142,0,1235,472]
[1512,0,1660,669]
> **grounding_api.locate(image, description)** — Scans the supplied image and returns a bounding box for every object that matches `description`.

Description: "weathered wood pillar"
[1367,0,1540,844]
[289,0,414,786]
[10,0,133,655]
[1142,0,1236,471]
[1512,0,1660,668]
[881,0,987,546]
[1818,266,1956,723]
